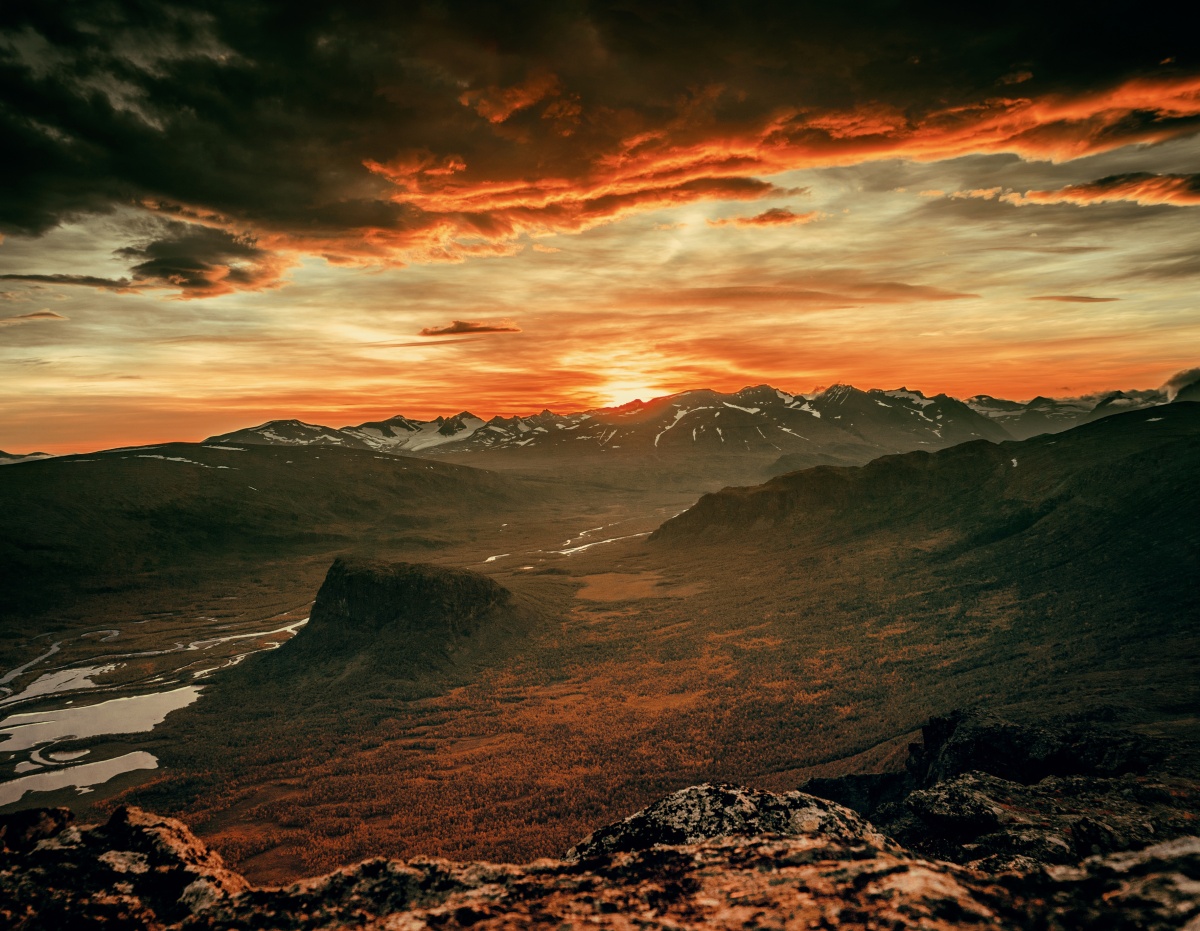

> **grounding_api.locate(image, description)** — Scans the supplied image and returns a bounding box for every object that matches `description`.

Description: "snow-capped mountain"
[207,419,375,448]
[966,390,1168,440]
[341,412,488,452]
[811,385,1011,447]
[203,380,1193,469]
[205,384,1017,467]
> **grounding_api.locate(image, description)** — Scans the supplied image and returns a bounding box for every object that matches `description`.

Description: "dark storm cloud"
[115,221,289,298]
[1,0,1197,287]
[2,221,289,298]
[419,320,522,337]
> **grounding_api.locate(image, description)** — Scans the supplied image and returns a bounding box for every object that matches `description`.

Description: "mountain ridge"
[653,400,1200,546]
[202,381,1187,473]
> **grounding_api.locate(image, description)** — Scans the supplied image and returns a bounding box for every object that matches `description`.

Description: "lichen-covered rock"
[0,805,246,929]
[3,802,1198,930]
[3,715,1196,929]
[566,782,898,859]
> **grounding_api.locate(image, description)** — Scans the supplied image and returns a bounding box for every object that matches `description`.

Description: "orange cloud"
[1001,172,1200,207]
[289,173,785,264]
[115,74,1200,289]
[342,74,1200,267]
[707,207,822,227]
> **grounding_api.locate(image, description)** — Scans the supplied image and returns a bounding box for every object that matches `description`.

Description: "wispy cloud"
[1002,173,1200,207]
[0,309,68,327]
[1030,295,1120,303]
[0,274,134,291]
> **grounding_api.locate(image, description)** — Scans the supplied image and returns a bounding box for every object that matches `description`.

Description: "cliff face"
[270,558,518,672]
[224,558,522,695]
[307,558,512,640]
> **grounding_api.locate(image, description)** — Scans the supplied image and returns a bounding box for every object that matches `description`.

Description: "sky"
[2,1,1199,454]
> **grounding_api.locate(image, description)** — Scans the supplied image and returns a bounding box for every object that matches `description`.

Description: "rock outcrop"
[567,782,898,859]
[277,558,516,669]
[1,806,247,928]
[308,558,511,639]
[4,789,1199,930]
[4,714,1198,929]
[802,711,1194,872]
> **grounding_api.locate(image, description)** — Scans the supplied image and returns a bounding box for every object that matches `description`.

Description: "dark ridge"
[652,402,1200,544]
[1177,379,1200,403]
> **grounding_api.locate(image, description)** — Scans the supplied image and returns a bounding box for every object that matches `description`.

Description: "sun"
[598,381,664,408]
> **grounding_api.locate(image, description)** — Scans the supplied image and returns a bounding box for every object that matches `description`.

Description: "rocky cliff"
[277,558,516,668]
[308,557,511,638]
[4,714,1198,929]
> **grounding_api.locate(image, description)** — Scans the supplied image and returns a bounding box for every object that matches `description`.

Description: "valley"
[6,8,1200,924]
[4,398,1194,885]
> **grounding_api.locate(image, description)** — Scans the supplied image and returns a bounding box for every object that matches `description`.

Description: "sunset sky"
[2,2,1199,454]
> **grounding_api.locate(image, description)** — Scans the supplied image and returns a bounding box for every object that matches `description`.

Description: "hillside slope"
[0,443,556,631]
[657,402,1200,559]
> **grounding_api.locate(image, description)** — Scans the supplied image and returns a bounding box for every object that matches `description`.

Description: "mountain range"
[203,381,1188,473]
[2,380,1191,469]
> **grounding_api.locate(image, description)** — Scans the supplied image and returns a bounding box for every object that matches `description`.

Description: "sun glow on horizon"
[596,382,668,408]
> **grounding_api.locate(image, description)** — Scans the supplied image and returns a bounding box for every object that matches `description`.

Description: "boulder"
[566,782,898,859]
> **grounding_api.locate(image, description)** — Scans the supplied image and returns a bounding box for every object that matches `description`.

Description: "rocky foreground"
[3,714,1199,929]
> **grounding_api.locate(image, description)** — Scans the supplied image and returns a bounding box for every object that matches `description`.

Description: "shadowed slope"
[655,402,1200,555]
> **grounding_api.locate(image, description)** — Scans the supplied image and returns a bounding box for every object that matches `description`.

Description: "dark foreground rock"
[4,782,1200,930]
[1,806,247,928]
[801,711,1198,873]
